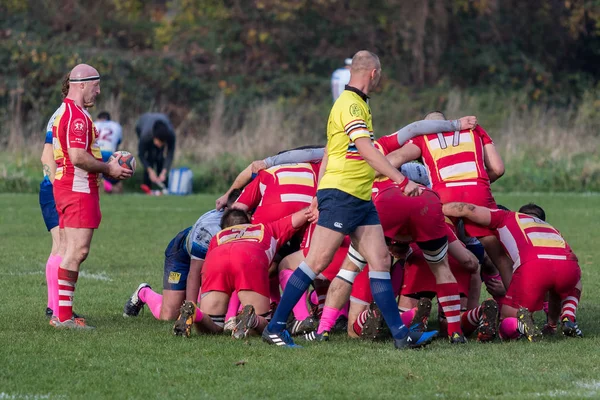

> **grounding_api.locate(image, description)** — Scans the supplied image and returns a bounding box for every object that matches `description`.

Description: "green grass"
[1,193,599,399]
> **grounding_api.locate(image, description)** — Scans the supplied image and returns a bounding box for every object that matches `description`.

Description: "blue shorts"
[39,177,59,231]
[316,189,380,235]
[163,227,192,291]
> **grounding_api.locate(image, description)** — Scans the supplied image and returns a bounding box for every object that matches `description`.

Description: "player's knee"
[347,244,367,272]
[419,236,449,264]
[74,246,90,263]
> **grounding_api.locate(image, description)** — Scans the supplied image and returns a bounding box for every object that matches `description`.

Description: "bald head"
[424,111,446,120]
[67,63,101,108]
[69,64,100,83]
[350,51,381,75]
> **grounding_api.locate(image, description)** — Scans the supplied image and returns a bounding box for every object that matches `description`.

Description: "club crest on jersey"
[71,118,86,136]
[349,103,363,118]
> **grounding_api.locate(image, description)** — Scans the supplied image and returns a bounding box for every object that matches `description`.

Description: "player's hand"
[485,278,506,297]
[158,169,167,182]
[458,116,477,130]
[215,194,228,210]
[107,154,133,180]
[403,180,423,197]
[148,168,159,183]
[251,160,267,174]
[306,197,319,223]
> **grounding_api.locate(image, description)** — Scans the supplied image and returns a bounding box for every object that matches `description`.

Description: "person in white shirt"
[94,111,124,193]
[330,58,352,102]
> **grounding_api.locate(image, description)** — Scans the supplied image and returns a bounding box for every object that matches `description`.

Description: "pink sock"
[279,269,310,320]
[499,318,520,339]
[401,308,416,327]
[225,292,241,320]
[45,255,53,308]
[317,306,340,334]
[194,308,204,322]
[138,287,162,319]
[49,255,61,316]
[310,290,318,305]
[339,301,349,318]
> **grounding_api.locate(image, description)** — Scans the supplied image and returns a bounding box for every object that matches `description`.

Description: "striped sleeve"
[344,118,371,142]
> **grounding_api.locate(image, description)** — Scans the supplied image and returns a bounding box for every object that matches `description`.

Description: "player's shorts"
[303,236,351,281]
[401,255,469,298]
[201,242,270,298]
[163,227,192,291]
[504,259,581,312]
[316,189,379,235]
[39,177,59,231]
[53,187,102,229]
[375,188,446,242]
[350,262,404,305]
[435,184,497,237]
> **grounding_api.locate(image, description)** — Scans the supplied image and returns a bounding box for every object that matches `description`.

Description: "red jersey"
[52,98,102,193]
[408,126,493,191]
[208,215,298,265]
[236,163,318,223]
[488,210,577,270]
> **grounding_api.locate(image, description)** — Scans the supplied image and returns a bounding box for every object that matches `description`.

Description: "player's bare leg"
[52,228,95,329]
[479,235,514,290]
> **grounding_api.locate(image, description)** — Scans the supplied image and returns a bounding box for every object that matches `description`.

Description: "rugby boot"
[223,316,236,334]
[360,303,384,341]
[262,327,302,348]
[477,298,498,342]
[123,283,150,317]
[449,331,467,344]
[516,307,542,342]
[303,330,330,342]
[52,317,95,330]
[173,301,196,338]
[541,323,557,336]
[332,315,348,333]
[561,317,583,338]
[409,297,432,332]
[232,305,257,339]
[287,316,318,336]
[394,330,438,349]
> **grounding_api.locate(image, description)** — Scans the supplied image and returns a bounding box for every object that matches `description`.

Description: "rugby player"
[262,50,474,349]
[443,202,583,341]
[123,190,241,320]
[94,111,123,193]
[384,111,513,291]
[173,208,310,338]
[51,64,132,329]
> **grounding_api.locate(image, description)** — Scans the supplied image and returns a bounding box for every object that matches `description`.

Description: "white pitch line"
[0,270,112,282]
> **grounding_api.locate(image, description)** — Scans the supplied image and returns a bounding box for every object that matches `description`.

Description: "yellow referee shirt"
[319,87,375,201]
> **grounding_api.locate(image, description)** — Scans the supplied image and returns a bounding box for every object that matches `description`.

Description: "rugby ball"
[109,150,136,174]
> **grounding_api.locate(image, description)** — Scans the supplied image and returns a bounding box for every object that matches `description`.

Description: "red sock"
[57,267,78,322]
[317,306,340,334]
[138,287,162,319]
[400,308,416,327]
[437,283,463,336]
[269,274,281,305]
[461,306,482,335]
[352,309,369,336]
[560,288,581,322]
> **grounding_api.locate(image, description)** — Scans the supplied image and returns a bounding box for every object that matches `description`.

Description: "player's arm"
[483,143,505,183]
[393,117,476,146]
[448,240,480,273]
[231,177,261,212]
[442,202,492,226]
[41,144,56,182]
[216,164,253,210]
[385,143,422,169]
[68,148,131,180]
[354,137,420,196]
[185,259,203,303]
[262,147,325,169]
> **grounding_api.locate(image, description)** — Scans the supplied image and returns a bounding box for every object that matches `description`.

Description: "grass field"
[1,192,600,399]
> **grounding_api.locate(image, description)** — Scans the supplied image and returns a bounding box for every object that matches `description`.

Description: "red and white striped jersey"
[208,215,298,264]
[236,163,318,224]
[407,126,493,191]
[52,98,102,193]
[488,210,577,270]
